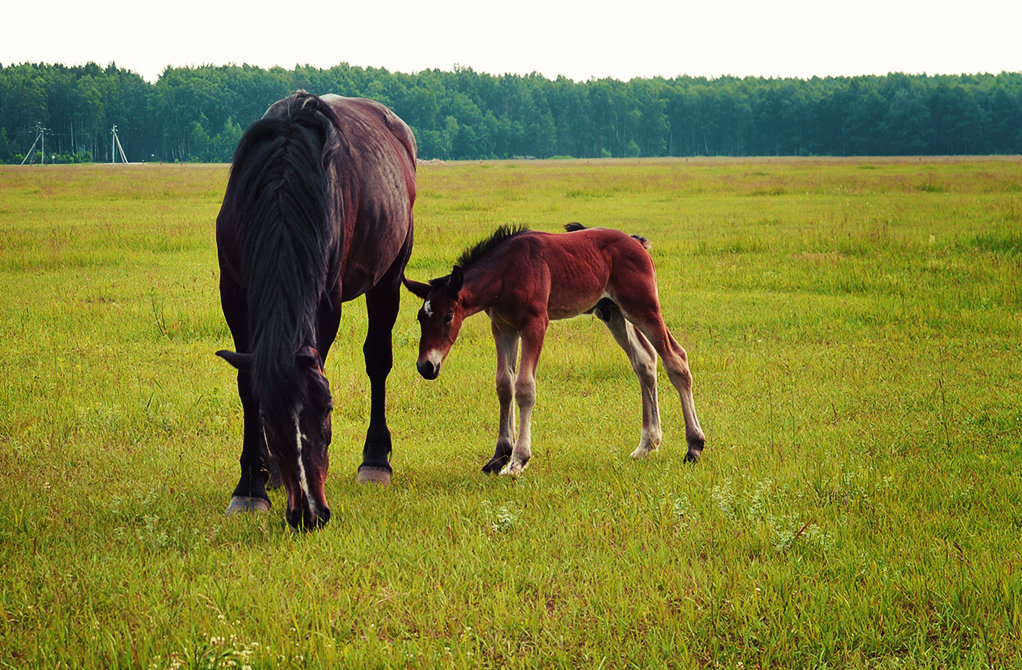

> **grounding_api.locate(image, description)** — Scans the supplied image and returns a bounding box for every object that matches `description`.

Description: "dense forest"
[1,62,1021,163]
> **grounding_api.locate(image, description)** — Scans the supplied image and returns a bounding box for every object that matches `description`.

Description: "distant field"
[1,158,1020,668]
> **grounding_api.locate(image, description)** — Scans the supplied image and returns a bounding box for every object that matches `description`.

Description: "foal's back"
[504,227,655,320]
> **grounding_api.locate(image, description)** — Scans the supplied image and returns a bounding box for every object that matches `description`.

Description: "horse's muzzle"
[286,503,331,531]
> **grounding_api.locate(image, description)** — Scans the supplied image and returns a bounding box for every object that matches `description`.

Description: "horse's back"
[260,93,416,187]
[321,96,417,299]
[221,93,416,303]
[319,95,417,169]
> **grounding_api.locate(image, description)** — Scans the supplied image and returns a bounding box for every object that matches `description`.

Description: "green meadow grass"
[1,158,1021,668]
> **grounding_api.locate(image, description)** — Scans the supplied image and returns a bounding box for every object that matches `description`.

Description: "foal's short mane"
[455,224,530,270]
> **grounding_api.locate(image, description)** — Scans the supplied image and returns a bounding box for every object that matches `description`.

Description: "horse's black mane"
[455,224,530,270]
[226,91,340,417]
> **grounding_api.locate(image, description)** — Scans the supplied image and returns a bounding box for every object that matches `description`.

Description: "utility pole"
[111,125,129,164]
[19,124,47,165]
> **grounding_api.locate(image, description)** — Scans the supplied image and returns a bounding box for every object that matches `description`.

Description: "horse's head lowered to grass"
[403,267,466,380]
[217,346,333,529]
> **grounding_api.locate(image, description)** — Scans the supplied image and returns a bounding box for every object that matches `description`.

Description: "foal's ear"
[402,276,431,299]
[448,266,464,296]
[216,350,253,370]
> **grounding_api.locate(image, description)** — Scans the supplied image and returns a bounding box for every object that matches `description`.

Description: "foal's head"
[217,346,333,529]
[403,267,466,380]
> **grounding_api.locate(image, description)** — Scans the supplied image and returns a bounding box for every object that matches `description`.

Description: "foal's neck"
[460,266,504,317]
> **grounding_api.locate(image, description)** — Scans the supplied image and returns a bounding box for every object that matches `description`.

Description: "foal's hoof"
[357,466,392,485]
[482,454,510,474]
[630,445,659,459]
[225,496,271,516]
[499,460,529,478]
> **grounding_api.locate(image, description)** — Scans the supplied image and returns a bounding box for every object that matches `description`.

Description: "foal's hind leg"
[484,324,520,474]
[601,302,663,459]
[639,319,705,461]
[615,293,705,462]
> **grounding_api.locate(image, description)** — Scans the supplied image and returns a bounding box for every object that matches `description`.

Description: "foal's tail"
[564,222,651,250]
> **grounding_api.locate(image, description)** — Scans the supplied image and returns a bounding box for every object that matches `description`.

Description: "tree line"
[1,61,1020,164]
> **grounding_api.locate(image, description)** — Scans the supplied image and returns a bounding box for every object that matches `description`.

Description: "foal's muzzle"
[417,360,440,380]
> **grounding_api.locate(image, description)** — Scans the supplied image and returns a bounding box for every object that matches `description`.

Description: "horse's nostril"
[417,361,439,380]
[286,504,331,531]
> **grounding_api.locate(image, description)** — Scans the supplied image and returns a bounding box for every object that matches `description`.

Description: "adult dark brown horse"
[403,223,705,477]
[216,92,416,529]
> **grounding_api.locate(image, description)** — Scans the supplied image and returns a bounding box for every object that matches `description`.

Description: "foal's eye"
[444,312,454,324]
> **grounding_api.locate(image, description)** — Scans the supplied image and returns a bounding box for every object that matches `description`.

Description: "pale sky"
[3,0,1020,83]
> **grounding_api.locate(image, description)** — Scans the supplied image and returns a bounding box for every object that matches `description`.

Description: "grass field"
[1,157,1021,668]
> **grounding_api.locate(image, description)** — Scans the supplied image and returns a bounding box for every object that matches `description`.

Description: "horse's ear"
[296,346,322,371]
[448,266,464,296]
[217,350,252,370]
[402,276,431,299]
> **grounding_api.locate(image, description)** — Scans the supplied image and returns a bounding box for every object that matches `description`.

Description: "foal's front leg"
[484,325,519,474]
[500,318,547,478]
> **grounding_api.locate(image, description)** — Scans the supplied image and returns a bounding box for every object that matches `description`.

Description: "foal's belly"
[546,285,607,320]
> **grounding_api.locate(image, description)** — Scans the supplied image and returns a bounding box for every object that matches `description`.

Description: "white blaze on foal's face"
[414,291,466,379]
[405,268,467,380]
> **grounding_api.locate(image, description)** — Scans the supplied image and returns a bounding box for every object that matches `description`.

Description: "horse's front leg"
[500,318,547,478]
[220,280,275,515]
[225,368,274,514]
[484,324,520,474]
[357,279,401,485]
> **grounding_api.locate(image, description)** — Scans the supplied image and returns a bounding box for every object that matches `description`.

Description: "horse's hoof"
[225,496,271,515]
[357,466,392,485]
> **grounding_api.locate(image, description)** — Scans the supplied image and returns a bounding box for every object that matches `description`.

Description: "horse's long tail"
[564,222,651,250]
[223,93,338,413]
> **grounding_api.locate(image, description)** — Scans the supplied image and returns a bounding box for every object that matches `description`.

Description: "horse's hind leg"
[484,324,519,474]
[601,302,663,459]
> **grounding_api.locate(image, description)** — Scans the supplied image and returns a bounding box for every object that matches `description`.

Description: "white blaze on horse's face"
[293,410,317,519]
[260,390,332,529]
